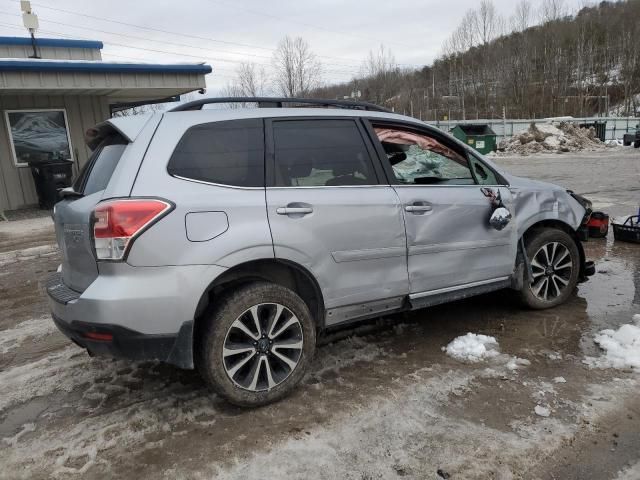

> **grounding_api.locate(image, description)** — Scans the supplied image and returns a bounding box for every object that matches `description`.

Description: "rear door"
[54,133,129,292]
[366,120,517,295]
[265,118,408,324]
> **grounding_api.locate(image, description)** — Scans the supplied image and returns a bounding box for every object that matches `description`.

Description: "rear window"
[168,119,264,187]
[73,133,127,195]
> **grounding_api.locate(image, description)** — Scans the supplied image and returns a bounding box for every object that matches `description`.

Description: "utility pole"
[460,68,466,120]
[502,105,507,142]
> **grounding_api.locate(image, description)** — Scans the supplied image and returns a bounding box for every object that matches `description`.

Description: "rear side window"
[74,133,127,195]
[273,119,377,187]
[168,119,264,187]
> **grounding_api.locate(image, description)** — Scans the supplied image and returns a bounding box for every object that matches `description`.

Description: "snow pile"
[444,333,531,372]
[443,333,500,362]
[615,461,640,480]
[498,121,606,155]
[534,405,551,417]
[586,314,640,370]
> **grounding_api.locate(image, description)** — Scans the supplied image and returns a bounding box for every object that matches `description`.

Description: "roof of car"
[163,106,426,126]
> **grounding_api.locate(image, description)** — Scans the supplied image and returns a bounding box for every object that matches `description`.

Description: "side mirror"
[489,207,512,231]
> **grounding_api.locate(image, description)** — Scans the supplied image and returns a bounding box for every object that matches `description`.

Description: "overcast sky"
[0,0,588,94]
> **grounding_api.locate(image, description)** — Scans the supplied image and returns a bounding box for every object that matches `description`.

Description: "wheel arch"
[520,219,586,279]
[192,258,326,350]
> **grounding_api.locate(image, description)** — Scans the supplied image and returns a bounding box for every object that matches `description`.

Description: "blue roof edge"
[0,36,104,49]
[0,59,213,75]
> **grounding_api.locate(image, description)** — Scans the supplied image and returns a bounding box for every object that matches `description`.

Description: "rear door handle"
[405,203,432,213]
[276,207,313,215]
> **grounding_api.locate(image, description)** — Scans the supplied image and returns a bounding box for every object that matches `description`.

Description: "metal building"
[0,36,211,212]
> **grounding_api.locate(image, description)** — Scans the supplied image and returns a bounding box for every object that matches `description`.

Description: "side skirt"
[409,277,512,310]
[323,276,513,328]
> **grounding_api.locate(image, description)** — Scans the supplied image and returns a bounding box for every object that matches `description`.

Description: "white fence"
[429,117,638,141]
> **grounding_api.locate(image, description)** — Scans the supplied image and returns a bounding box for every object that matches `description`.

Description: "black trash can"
[27,159,74,209]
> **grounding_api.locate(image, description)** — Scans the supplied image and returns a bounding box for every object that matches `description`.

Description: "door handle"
[276,207,313,215]
[405,204,432,213]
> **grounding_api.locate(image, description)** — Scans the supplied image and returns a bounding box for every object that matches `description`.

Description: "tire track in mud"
[0,324,392,478]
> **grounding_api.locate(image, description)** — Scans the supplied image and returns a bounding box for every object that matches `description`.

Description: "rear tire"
[518,228,580,309]
[634,140,640,149]
[196,281,316,407]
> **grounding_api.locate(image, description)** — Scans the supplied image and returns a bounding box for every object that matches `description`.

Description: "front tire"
[518,229,580,309]
[196,281,316,407]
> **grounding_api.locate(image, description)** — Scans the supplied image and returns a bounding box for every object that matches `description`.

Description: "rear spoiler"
[84,113,156,150]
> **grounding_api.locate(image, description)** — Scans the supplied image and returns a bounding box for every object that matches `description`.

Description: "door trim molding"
[332,246,406,263]
[408,239,511,256]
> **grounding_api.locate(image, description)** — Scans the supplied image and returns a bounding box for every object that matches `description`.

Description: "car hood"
[502,173,565,192]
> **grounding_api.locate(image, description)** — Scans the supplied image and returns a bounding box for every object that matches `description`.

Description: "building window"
[4,109,73,167]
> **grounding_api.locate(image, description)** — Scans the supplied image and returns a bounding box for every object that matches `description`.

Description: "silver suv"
[47,97,595,406]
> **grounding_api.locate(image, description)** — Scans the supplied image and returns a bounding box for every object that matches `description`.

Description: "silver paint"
[48,107,588,366]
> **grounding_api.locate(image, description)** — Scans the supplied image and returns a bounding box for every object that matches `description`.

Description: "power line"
[0,10,362,75]
[206,0,416,50]
[6,0,385,68]
[0,20,358,81]
[0,7,366,75]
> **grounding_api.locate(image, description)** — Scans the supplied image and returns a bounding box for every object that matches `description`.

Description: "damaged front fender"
[504,175,586,239]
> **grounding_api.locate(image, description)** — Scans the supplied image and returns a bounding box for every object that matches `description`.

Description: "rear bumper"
[52,313,193,367]
[46,263,228,368]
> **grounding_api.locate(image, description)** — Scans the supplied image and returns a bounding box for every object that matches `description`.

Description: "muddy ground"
[0,148,639,479]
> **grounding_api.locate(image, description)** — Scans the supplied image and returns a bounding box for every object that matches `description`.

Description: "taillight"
[93,199,172,261]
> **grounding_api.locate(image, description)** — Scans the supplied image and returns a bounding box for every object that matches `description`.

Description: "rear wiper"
[59,187,83,199]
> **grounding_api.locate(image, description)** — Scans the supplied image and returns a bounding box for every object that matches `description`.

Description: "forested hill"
[313,0,640,120]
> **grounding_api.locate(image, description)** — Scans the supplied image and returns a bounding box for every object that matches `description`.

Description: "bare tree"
[361,45,397,78]
[272,36,322,97]
[235,62,270,97]
[540,0,565,23]
[511,0,532,32]
[360,45,399,105]
[475,0,503,45]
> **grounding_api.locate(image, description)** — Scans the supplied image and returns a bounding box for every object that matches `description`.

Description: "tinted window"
[273,120,377,187]
[168,119,264,187]
[74,134,127,195]
[374,126,475,186]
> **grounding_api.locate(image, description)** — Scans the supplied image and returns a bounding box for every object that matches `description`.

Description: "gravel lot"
[1,148,639,479]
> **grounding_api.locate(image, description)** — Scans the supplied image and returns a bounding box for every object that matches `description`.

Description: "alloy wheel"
[222,303,304,392]
[529,241,574,302]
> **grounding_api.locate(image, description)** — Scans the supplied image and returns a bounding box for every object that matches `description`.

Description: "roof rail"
[168,96,392,113]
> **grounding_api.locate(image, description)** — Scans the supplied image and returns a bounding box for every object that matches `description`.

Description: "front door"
[367,121,517,295]
[265,118,409,325]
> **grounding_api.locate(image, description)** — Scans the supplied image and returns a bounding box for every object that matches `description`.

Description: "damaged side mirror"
[489,207,512,231]
[482,187,512,231]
